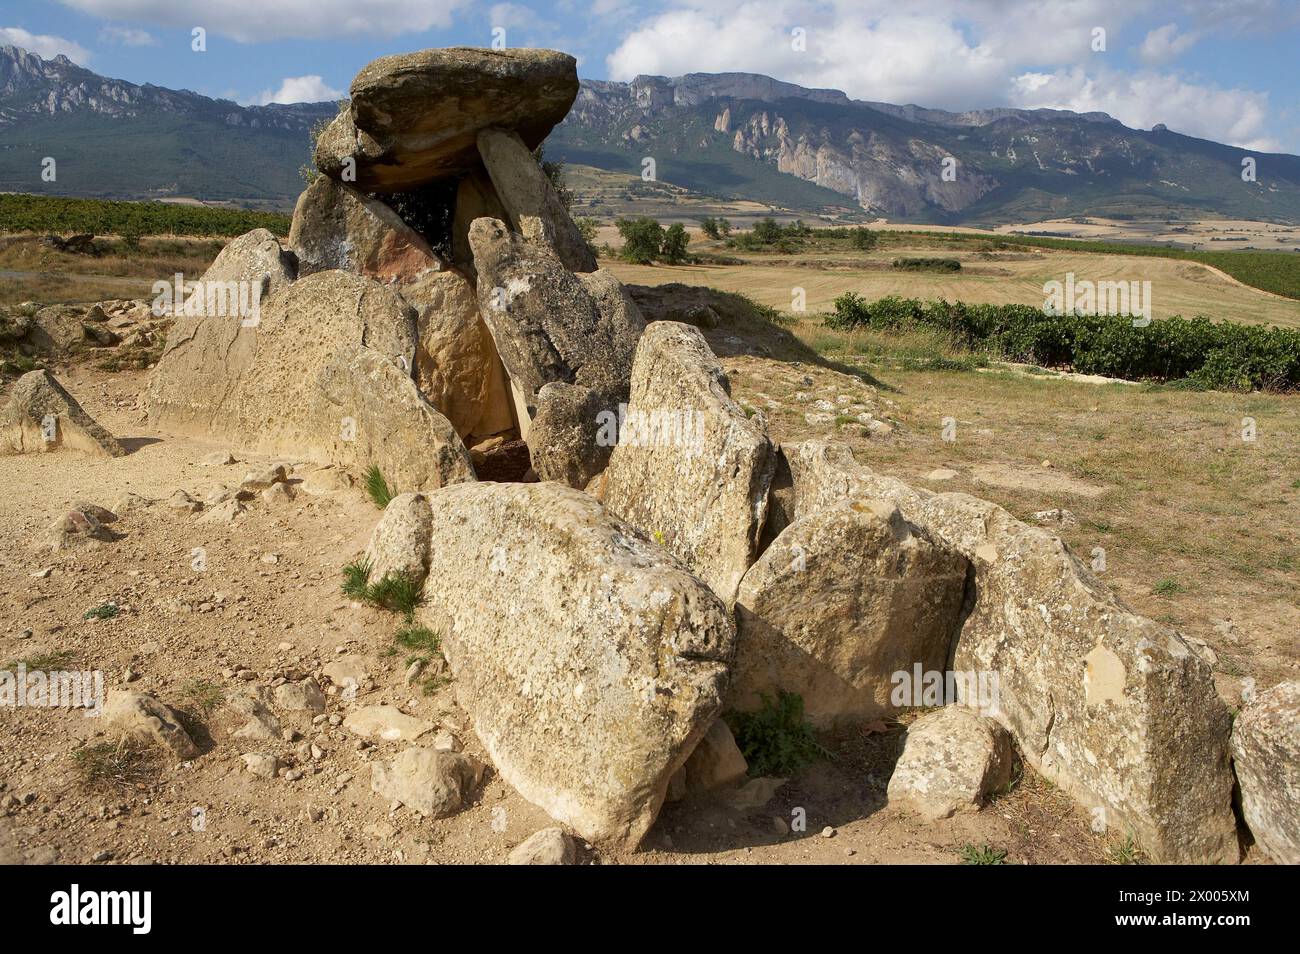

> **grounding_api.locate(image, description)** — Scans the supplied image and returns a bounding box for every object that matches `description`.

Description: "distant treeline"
[0,193,291,238]
[827,294,1300,392]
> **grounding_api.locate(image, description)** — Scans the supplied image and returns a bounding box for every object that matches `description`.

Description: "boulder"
[730,498,969,726]
[600,322,776,603]
[289,176,444,281]
[1,370,124,457]
[886,707,1016,820]
[468,219,641,411]
[28,304,89,352]
[416,481,734,848]
[363,492,433,587]
[147,270,473,493]
[225,687,283,741]
[343,705,435,742]
[314,47,579,193]
[370,748,486,818]
[1231,681,1300,864]
[42,508,117,552]
[773,440,1238,864]
[527,382,610,488]
[574,270,647,396]
[507,827,576,865]
[667,719,748,801]
[477,127,597,272]
[405,269,515,441]
[272,678,326,714]
[103,691,199,760]
[186,227,297,308]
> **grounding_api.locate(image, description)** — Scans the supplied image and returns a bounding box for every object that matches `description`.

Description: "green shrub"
[726,691,827,777]
[892,257,961,272]
[616,216,665,264]
[824,294,1300,392]
[661,223,690,264]
[364,465,394,510]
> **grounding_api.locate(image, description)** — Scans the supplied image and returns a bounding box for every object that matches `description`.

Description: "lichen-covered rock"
[600,322,775,603]
[405,269,515,441]
[416,481,734,848]
[1231,681,1300,864]
[1,369,124,457]
[667,719,748,801]
[147,270,473,493]
[527,382,610,488]
[773,440,1238,864]
[730,498,968,726]
[477,127,597,272]
[363,492,432,587]
[314,47,579,193]
[886,706,1016,820]
[194,228,297,301]
[507,827,576,865]
[289,176,444,281]
[450,165,509,276]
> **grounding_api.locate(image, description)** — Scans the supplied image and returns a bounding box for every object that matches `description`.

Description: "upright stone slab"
[314,47,579,193]
[477,127,597,272]
[600,322,776,604]
[416,481,735,848]
[1231,681,1300,864]
[773,440,1238,864]
[730,498,968,726]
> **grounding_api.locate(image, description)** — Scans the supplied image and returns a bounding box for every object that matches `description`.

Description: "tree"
[699,216,731,240]
[661,223,690,264]
[849,226,877,251]
[616,217,665,264]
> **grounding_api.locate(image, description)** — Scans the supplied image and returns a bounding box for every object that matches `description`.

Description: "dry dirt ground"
[2,288,1293,866]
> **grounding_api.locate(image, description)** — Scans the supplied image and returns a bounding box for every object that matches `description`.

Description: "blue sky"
[3,0,1298,152]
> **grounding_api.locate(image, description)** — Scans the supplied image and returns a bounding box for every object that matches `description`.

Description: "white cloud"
[58,0,473,42]
[1137,23,1198,64]
[1010,66,1280,151]
[251,75,343,105]
[0,26,92,63]
[98,24,157,46]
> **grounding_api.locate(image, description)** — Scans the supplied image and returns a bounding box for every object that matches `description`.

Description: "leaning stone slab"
[416,481,734,848]
[364,492,433,588]
[600,322,776,604]
[1,369,124,457]
[289,176,445,281]
[477,127,597,272]
[887,706,1016,820]
[1231,681,1300,864]
[314,47,579,193]
[730,498,968,726]
[774,440,1238,864]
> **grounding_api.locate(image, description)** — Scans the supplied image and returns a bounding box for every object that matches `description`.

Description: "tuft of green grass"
[366,571,422,618]
[726,690,828,778]
[5,648,76,671]
[960,844,1008,865]
[1106,834,1143,865]
[177,678,224,716]
[1151,577,1186,597]
[395,625,441,663]
[83,603,119,620]
[341,557,373,600]
[73,739,163,790]
[364,465,394,510]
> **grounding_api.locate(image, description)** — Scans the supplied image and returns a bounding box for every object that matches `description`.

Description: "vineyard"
[0,193,291,239]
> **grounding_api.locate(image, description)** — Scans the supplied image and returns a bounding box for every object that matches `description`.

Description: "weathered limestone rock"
[272,678,326,714]
[773,440,1238,864]
[371,748,486,818]
[314,48,579,193]
[405,269,515,441]
[574,270,647,396]
[507,827,576,865]
[343,705,434,742]
[1231,681,1300,864]
[451,166,509,275]
[289,176,444,281]
[196,227,297,302]
[364,493,433,587]
[42,508,117,552]
[477,127,597,272]
[667,719,748,801]
[730,498,969,726]
[527,382,610,488]
[1,370,124,457]
[28,304,90,352]
[600,322,776,603]
[416,481,735,848]
[468,219,641,409]
[148,270,473,493]
[103,691,199,760]
[886,706,1016,820]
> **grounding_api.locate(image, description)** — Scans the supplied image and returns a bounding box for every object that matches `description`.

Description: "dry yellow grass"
[605,241,1300,327]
